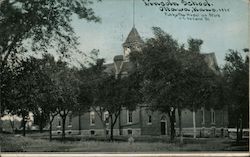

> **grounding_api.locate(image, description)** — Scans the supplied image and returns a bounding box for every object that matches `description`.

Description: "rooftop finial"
[133,0,135,28]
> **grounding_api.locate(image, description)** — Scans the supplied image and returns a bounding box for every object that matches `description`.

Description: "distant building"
[1,112,35,133]
[52,27,228,137]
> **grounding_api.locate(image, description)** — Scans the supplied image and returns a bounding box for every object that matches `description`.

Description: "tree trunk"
[62,117,66,141]
[169,109,175,142]
[101,112,107,139]
[239,114,243,140]
[0,121,2,133]
[22,116,26,136]
[178,108,183,144]
[0,118,2,133]
[236,117,239,143]
[110,115,114,141]
[192,107,196,139]
[49,114,56,142]
[0,105,2,133]
[49,120,53,141]
[9,118,15,134]
[39,118,43,133]
[78,111,81,135]
[103,123,107,139]
[0,82,2,133]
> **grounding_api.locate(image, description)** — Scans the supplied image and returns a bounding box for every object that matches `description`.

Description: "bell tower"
[122,0,144,61]
[122,27,144,61]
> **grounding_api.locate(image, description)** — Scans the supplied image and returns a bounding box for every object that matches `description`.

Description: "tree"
[77,51,109,137]
[95,73,139,141]
[187,38,203,54]
[0,58,18,132]
[0,0,100,64]
[54,62,80,141]
[135,27,218,143]
[0,0,101,132]
[136,27,182,142]
[32,54,60,141]
[8,57,42,136]
[77,64,95,135]
[181,39,219,139]
[223,49,249,142]
[32,54,56,133]
[33,108,50,132]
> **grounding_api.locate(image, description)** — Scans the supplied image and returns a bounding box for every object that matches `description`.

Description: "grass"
[0,133,248,152]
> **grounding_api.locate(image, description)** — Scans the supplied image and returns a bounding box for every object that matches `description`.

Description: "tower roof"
[123,27,144,47]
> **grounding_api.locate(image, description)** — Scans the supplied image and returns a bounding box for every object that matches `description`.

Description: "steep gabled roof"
[123,27,144,47]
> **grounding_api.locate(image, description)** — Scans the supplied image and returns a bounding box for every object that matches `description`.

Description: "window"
[57,117,61,128]
[103,111,109,125]
[90,111,95,125]
[127,110,133,124]
[68,114,72,127]
[211,109,215,124]
[90,130,95,135]
[127,129,132,135]
[201,107,205,124]
[148,115,152,124]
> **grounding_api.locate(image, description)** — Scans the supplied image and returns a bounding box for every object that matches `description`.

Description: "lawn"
[0,133,248,152]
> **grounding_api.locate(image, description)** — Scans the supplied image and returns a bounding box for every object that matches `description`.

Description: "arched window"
[161,115,167,121]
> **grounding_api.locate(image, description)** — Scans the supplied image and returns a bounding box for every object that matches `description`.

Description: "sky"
[70,0,249,67]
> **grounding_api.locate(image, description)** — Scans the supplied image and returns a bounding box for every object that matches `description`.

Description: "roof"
[120,61,135,73]
[202,52,219,72]
[114,55,124,61]
[104,61,135,75]
[123,27,144,47]
[103,63,115,74]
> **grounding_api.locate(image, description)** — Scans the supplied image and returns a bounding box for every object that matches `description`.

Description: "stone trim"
[52,128,142,136]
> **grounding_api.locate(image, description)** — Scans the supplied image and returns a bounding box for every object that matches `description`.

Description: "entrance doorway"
[160,115,167,135]
[161,122,166,135]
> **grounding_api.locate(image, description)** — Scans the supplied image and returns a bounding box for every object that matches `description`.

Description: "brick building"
[52,27,228,137]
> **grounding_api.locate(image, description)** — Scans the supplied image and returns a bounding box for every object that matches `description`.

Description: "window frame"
[103,111,109,125]
[90,111,95,126]
[147,114,152,125]
[201,107,205,125]
[68,114,72,127]
[127,110,133,124]
[211,109,216,124]
[57,116,61,128]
